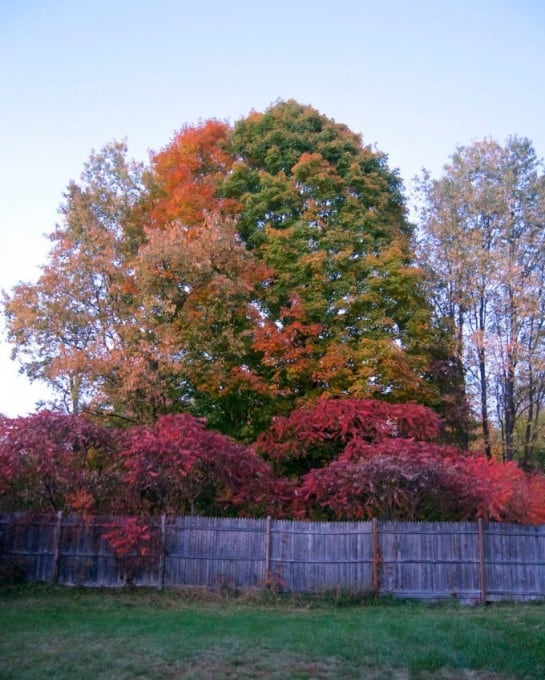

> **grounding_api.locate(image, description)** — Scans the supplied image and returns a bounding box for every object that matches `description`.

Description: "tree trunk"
[479,345,492,459]
[477,295,492,459]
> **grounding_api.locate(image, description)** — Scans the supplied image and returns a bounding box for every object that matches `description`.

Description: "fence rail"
[2,513,545,603]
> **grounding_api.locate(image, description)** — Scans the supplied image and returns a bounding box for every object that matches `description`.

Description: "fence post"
[372,518,380,595]
[158,514,167,590]
[264,516,272,584]
[50,511,63,584]
[478,518,487,604]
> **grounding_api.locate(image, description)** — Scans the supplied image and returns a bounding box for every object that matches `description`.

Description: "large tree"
[417,137,545,463]
[5,102,445,438]
[4,142,148,417]
[145,100,445,437]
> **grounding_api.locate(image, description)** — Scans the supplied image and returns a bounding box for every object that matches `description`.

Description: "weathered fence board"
[2,513,545,602]
[0,514,58,582]
[270,520,373,592]
[484,523,545,601]
[379,521,481,601]
[164,516,266,588]
[57,516,122,587]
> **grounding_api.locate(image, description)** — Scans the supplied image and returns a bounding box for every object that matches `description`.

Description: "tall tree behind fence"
[1,513,545,603]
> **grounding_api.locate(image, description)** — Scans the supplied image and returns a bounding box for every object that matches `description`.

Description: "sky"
[1,0,544,417]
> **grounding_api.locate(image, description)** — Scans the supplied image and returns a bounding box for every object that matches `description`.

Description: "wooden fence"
[2,513,545,603]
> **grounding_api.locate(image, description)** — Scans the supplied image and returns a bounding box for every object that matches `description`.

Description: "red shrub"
[119,413,285,516]
[0,411,120,514]
[256,398,442,478]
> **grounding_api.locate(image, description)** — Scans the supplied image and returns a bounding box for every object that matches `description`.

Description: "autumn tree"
[144,101,447,437]
[226,102,439,405]
[3,142,155,419]
[5,102,448,438]
[417,137,545,463]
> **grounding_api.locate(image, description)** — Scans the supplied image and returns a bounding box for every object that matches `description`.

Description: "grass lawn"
[1,585,544,679]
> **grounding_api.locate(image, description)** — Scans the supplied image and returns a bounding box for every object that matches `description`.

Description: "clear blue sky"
[1,0,544,416]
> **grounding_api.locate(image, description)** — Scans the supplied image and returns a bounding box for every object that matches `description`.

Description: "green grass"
[1,585,544,679]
